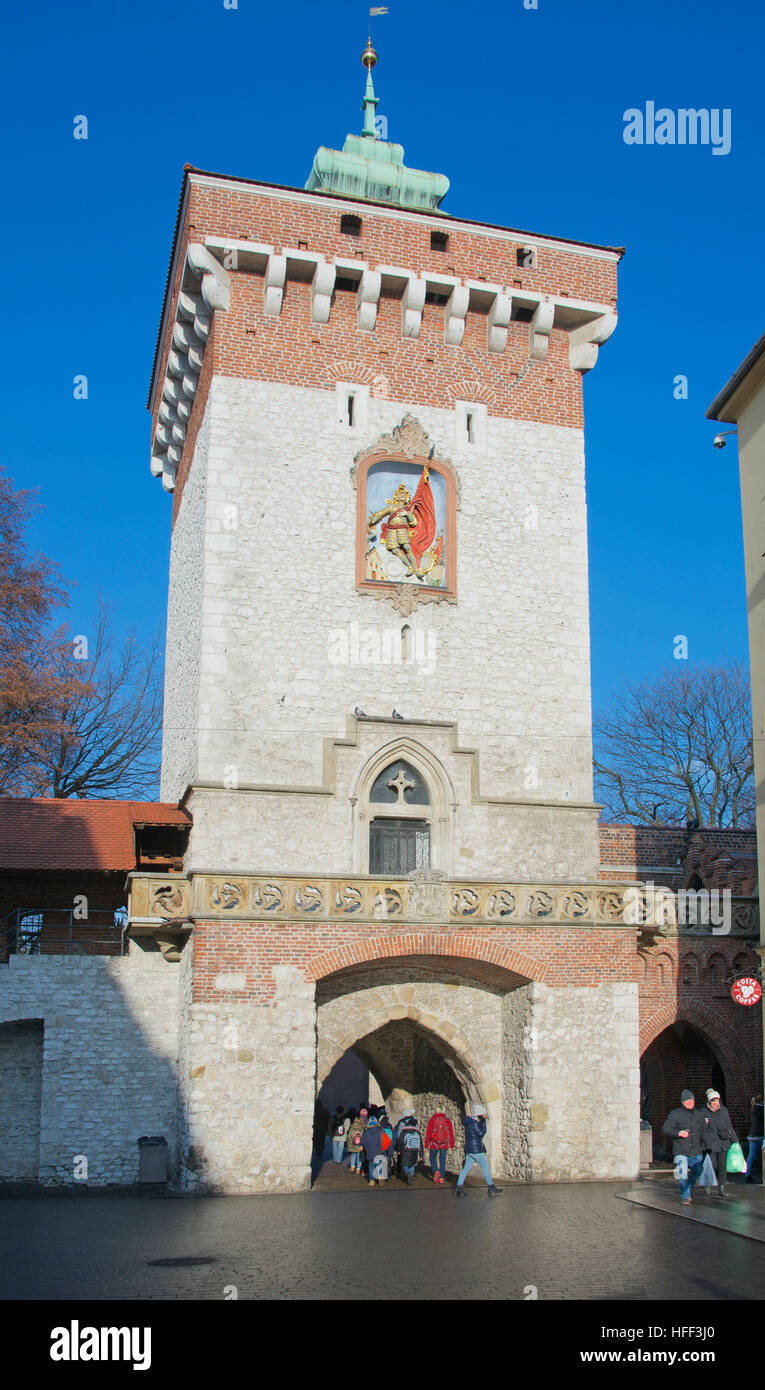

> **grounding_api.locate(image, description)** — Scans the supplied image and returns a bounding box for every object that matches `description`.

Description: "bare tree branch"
[593,661,754,827]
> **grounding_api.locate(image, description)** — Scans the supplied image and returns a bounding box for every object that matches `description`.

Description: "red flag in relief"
[410,466,436,564]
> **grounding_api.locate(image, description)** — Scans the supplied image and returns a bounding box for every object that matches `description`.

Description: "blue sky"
[2,0,762,721]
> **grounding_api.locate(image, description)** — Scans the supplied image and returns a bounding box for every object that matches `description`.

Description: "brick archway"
[640,1001,739,1080]
[303,932,548,986]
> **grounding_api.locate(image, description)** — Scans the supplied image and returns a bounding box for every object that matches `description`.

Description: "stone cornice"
[178,713,601,814]
[149,242,230,491]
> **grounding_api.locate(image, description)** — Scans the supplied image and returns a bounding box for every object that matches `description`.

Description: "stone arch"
[312,943,538,1177]
[351,737,456,874]
[316,983,497,1174]
[303,933,548,987]
[317,996,490,1097]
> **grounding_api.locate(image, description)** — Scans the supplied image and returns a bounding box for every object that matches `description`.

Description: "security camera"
[713,434,727,448]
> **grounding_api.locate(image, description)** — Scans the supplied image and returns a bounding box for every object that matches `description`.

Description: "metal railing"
[0,907,128,960]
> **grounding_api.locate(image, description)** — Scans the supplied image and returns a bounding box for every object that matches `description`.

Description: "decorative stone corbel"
[444,285,470,346]
[311,260,336,324]
[487,292,512,353]
[568,312,618,373]
[264,253,286,316]
[401,277,426,339]
[187,243,231,314]
[528,298,555,361]
[149,243,231,490]
[356,269,381,331]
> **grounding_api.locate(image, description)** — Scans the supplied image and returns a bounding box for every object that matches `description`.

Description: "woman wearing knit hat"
[701,1090,738,1198]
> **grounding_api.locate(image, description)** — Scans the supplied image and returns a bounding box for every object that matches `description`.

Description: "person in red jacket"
[425,1111,455,1184]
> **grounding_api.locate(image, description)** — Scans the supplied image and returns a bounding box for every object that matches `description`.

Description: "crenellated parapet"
[150,243,230,493]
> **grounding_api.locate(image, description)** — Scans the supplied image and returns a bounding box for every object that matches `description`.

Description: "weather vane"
[367,5,388,50]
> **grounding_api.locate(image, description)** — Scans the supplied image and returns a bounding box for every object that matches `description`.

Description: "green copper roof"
[305,67,450,213]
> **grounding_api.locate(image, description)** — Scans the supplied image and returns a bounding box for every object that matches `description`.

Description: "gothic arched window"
[368,760,431,873]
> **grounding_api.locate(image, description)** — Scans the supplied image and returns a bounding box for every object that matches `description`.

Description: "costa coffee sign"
[731,976,762,1006]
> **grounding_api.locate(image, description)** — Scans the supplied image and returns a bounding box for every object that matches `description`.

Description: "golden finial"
[362,36,378,70]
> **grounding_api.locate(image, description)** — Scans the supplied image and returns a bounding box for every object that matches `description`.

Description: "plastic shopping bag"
[726,1142,746,1174]
[697,1154,717,1187]
[674,1155,688,1182]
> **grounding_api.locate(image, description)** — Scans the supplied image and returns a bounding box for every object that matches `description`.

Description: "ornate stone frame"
[352,414,459,614]
[351,735,456,875]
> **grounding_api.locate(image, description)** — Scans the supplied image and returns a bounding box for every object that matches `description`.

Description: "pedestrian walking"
[701,1089,738,1198]
[378,1111,395,1181]
[361,1114,387,1187]
[329,1106,349,1164]
[662,1089,706,1205]
[454,1106,502,1197]
[425,1110,455,1184]
[346,1109,367,1174]
[745,1094,764,1182]
[395,1112,424,1185]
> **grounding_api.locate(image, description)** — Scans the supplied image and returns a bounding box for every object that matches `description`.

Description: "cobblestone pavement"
[2,1180,765,1301]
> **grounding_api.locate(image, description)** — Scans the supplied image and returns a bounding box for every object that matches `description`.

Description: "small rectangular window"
[516,246,537,269]
[341,215,362,237]
[431,231,449,251]
[347,394,355,427]
[466,412,475,443]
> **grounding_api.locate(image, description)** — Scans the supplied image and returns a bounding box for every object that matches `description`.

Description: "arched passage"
[317,1017,473,1175]
[313,952,535,1181]
[641,1022,726,1160]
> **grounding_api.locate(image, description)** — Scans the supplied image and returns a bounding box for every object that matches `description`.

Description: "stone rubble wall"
[501,985,534,1180]
[0,952,180,1185]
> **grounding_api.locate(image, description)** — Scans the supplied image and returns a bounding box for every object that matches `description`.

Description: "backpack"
[380,1125,393,1152]
[352,1130,363,1146]
[403,1129,421,1150]
[334,1117,346,1137]
[430,1115,450,1147]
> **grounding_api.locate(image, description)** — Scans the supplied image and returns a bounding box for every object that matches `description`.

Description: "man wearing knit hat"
[662,1089,706,1205]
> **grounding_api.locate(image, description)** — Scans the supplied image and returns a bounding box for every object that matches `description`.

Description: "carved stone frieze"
[127,873,760,936]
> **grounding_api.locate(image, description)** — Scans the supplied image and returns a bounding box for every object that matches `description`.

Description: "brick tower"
[133,41,636,1192]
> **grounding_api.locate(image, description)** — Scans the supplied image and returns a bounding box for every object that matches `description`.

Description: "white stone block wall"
[160,409,209,801]
[162,376,598,880]
[178,965,316,1193]
[525,982,641,1181]
[0,954,180,1184]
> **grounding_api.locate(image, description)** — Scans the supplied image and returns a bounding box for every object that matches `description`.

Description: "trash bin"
[138,1135,168,1183]
[639,1123,653,1168]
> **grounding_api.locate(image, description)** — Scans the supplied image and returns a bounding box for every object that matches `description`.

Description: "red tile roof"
[0,799,191,873]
